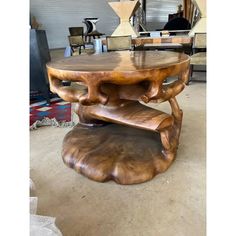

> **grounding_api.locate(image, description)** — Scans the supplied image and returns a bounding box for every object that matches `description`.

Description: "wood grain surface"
[47,51,189,72]
[47,51,190,106]
[63,124,173,185]
[47,51,190,184]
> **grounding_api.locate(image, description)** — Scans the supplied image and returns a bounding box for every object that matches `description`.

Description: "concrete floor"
[30,50,206,236]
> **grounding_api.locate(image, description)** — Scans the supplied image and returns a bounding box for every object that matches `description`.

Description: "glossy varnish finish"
[47,51,190,184]
[47,51,189,72]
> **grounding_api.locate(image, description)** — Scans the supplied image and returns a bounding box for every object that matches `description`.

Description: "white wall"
[30,0,119,49]
[30,0,183,48]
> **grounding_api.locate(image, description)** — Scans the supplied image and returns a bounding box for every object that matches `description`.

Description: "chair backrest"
[68,36,84,47]
[69,27,84,36]
[193,33,206,49]
[106,35,132,52]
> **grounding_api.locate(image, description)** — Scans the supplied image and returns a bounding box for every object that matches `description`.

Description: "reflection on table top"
[47,51,190,73]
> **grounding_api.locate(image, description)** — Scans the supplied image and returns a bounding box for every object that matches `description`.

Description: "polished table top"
[47,51,189,73]
[47,50,190,105]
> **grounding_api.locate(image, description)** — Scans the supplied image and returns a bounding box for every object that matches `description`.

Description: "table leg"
[61,84,183,184]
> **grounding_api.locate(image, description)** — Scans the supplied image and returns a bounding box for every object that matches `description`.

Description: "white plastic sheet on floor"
[30,179,63,236]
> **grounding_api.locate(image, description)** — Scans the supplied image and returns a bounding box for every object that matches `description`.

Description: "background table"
[102,35,193,54]
[47,51,190,184]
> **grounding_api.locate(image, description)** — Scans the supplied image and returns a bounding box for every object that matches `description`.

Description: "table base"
[62,123,178,185]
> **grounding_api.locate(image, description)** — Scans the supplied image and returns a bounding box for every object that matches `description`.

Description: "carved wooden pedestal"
[47,51,190,184]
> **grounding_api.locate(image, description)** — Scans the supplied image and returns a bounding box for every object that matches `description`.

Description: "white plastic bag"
[30,215,63,236]
[30,178,63,236]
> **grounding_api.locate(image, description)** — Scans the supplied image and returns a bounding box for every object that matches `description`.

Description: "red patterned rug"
[30,97,74,129]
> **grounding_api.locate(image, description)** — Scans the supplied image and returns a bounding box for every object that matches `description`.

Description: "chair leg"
[70,46,75,56]
[190,64,194,77]
[186,64,193,85]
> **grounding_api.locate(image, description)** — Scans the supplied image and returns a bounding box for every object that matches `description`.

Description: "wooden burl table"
[46,51,190,185]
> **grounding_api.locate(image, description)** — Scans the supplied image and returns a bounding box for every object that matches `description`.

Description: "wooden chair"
[68,35,85,55]
[187,33,206,84]
[106,35,132,52]
[69,27,84,36]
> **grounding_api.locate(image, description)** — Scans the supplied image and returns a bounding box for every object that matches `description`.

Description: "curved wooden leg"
[61,86,184,184]
[73,103,106,127]
[169,97,183,143]
[159,96,183,164]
